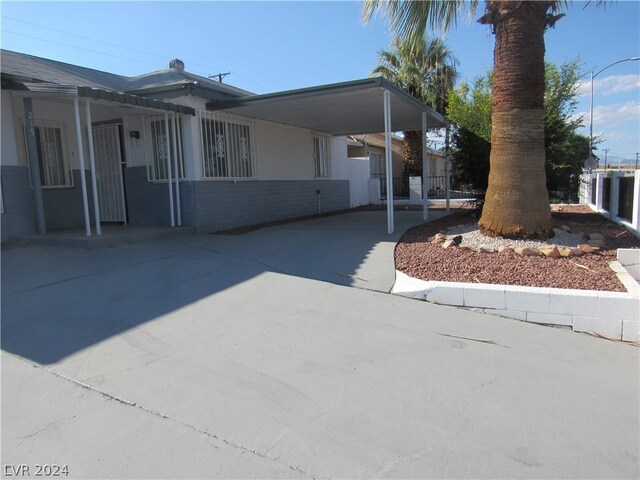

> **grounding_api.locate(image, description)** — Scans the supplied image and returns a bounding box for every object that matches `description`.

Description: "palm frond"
[363,0,479,41]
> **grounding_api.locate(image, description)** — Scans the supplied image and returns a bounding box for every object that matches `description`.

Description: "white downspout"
[85,100,101,236]
[164,113,175,227]
[173,113,183,226]
[422,111,429,221]
[73,97,91,237]
[383,90,394,234]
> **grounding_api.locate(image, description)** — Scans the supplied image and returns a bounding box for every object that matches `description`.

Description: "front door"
[92,125,126,223]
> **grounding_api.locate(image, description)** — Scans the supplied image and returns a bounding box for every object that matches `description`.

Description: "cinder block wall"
[42,170,96,230]
[1,166,36,242]
[194,180,350,232]
[124,166,196,227]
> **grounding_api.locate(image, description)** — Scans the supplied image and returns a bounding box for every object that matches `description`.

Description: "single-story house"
[0,49,446,241]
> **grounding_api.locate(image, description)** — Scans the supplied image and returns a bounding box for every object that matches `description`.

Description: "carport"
[207,77,447,234]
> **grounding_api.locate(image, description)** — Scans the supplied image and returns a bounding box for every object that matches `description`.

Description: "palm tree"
[372,36,458,175]
[363,0,576,239]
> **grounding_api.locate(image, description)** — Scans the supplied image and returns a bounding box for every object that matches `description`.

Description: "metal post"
[445,122,451,212]
[589,70,594,173]
[85,100,101,236]
[164,113,175,227]
[172,113,182,226]
[73,97,92,237]
[23,98,47,234]
[383,90,394,234]
[422,111,429,221]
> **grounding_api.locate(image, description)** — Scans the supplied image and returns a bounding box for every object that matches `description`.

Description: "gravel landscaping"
[395,205,640,292]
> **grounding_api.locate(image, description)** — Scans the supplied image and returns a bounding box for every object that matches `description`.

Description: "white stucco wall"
[331,136,370,207]
[254,121,316,180]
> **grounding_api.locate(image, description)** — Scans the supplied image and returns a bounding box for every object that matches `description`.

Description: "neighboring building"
[1,50,445,241]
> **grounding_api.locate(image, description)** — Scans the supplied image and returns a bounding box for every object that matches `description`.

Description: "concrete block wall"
[124,166,195,227]
[1,166,36,242]
[393,270,640,342]
[41,170,97,230]
[193,180,350,232]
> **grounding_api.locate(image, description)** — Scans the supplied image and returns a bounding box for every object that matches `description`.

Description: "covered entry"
[3,81,195,237]
[207,77,447,233]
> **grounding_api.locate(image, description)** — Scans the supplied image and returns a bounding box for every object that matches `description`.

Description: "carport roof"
[206,77,446,136]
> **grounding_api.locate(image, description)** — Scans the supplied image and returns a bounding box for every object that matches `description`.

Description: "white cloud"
[578,74,640,97]
[575,101,640,127]
[601,130,633,142]
[593,101,639,125]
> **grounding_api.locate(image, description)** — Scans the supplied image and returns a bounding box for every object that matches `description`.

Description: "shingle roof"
[0,49,253,99]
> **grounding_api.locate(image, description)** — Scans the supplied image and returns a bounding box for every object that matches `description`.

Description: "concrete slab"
[2,210,639,479]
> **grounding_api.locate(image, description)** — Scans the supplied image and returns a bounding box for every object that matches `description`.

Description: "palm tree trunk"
[478,2,553,239]
[402,130,423,176]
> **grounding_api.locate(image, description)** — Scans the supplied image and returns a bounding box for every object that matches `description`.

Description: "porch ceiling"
[206,77,446,135]
[3,80,195,115]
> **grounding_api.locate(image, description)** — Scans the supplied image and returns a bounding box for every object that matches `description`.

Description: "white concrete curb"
[392,260,640,342]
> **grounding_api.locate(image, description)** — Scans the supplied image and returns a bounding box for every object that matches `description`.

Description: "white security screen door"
[92,125,126,223]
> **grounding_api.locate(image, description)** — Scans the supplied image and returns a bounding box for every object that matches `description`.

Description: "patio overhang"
[205,77,446,135]
[3,80,196,115]
[207,77,448,234]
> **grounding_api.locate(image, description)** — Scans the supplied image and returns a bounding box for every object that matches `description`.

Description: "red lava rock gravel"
[395,206,640,292]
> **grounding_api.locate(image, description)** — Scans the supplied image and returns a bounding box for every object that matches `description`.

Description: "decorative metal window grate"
[23,119,73,188]
[198,111,256,179]
[313,136,329,178]
[143,115,185,181]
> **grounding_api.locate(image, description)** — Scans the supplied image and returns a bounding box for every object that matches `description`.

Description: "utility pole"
[208,72,230,83]
[604,149,609,172]
[635,152,639,170]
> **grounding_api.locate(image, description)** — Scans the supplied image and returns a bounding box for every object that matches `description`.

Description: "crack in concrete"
[2,255,177,298]
[10,354,316,479]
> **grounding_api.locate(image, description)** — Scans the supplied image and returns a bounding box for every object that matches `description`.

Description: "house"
[1,49,446,241]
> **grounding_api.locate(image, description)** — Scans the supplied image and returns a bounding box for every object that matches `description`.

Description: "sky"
[1,1,639,163]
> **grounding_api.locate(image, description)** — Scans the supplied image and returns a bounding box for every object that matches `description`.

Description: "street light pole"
[588,56,640,172]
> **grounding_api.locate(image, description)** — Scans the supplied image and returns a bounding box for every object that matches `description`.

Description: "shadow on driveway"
[1,210,444,365]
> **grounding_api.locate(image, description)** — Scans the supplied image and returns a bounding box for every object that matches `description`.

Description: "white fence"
[580,170,640,235]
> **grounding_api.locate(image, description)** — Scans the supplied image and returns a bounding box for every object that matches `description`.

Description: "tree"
[447,76,492,205]
[448,59,590,207]
[371,36,458,176]
[363,0,592,239]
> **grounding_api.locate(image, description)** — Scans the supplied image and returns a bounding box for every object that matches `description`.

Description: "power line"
[1,14,224,72]
[1,14,267,90]
[1,30,164,68]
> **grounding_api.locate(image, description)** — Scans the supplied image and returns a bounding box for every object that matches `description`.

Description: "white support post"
[164,113,175,227]
[445,122,451,212]
[383,90,394,234]
[422,111,429,221]
[174,114,186,227]
[73,97,92,237]
[85,100,101,236]
[172,113,182,226]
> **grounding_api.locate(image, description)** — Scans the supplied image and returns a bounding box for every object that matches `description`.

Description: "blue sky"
[2,1,638,163]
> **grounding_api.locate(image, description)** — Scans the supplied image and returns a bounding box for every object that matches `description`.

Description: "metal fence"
[379,177,410,200]
[618,176,635,222]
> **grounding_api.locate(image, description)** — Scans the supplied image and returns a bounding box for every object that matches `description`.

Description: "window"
[23,120,73,188]
[313,136,329,178]
[199,112,255,179]
[369,152,385,178]
[144,115,185,181]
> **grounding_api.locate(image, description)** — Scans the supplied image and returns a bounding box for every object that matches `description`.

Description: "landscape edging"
[392,268,640,342]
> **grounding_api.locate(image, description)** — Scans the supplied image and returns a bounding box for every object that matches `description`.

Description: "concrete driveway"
[2,211,638,479]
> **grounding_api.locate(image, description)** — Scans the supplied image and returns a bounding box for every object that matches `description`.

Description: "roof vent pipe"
[169,59,185,71]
